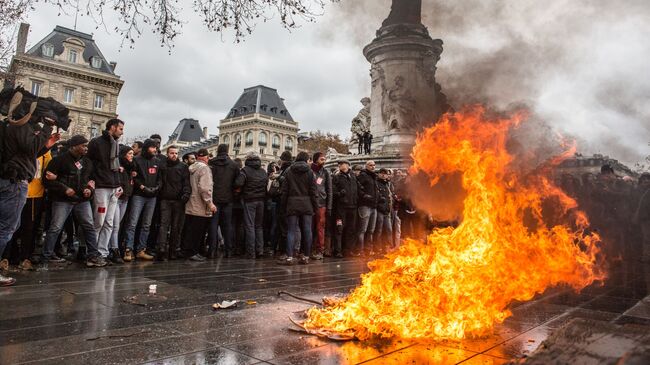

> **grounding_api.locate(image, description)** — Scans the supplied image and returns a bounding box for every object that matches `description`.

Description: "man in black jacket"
[157,145,190,261]
[207,144,239,258]
[278,152,318,265]
[88,119,124,260]
[357,160,378,255]
[123,139,161,261]
[374,168,393,254]
[234,152,268,259]
[310,152,332,260]
[332,159,358,258]
[42,135,106,267]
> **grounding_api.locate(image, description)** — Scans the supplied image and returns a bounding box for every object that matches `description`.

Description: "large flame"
[304,106,605,341]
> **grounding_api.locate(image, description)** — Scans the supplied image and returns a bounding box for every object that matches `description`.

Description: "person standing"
[123,139,161,261]
[157,145,190,261]
[131,141,143,157]
[310,152,332,260]
[278,152,318,265]
[42,135,106,267]
[182,149,216,261]
[235,152,268,259]
[357,160,378,256]
[207,144,239,258]
[332,159,358,258]
[109,145,135,264]
[374,168,393,254]
[88,119,124,261]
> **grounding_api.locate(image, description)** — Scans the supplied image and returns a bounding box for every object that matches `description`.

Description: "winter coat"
[376,178,392,214]
[185,161,214,217]
[118,154,135,201]
[311,164,333,210]
[133,151,162,198]
[2,122,52,181]
[281,161,318,216]
[159,158,191,202]
[333,170,358,209]
[209,153,240,204]
[357,169,378,208]
[234,156,268,202]
[44,151,94,203]
[87,130,121,189]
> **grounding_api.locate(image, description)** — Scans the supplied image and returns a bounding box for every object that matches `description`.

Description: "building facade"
[219,85,299,165]
[3,24,123,139]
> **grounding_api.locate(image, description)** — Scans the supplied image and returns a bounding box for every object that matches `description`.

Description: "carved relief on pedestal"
[370,63,385,89]
[417,50,439,87]
[381,75,420,131]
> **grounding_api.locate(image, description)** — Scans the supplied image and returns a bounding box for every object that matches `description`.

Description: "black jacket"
[311,164,333,210]
[281,161,318,216]
[234,156,268,202]
[376,178,392,214]
[209,153,240,204]
[333,170,358,209]
[357,169,378,208]
[44,151,94,202]
[2,122,52,181]
[133,151,162,198]
[87,131,120,188]
[118,154,135,200]
[159,158,191,202]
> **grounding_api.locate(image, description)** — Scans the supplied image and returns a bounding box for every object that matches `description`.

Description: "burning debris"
[302,106,606,341]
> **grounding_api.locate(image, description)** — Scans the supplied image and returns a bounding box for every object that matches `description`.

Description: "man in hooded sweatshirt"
[123,139,161,261]
[182,148,216,261]
[207,144,239,258]
[234,152,268,259]
[157,145,190,261]
[278,151,318,265]
[310,152,332,260]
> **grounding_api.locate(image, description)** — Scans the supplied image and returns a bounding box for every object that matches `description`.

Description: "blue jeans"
[357,206,377,252]
[207,202,233,253]
[243,200,264,256]
[124,195,157,252]
[287,215,313,258]
[43,201,99,259]
[0,178,28,258]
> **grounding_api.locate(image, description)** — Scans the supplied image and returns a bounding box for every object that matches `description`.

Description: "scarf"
[110,136,120,172]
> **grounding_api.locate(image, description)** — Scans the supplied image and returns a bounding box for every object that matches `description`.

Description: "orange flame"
[304,105,605,341]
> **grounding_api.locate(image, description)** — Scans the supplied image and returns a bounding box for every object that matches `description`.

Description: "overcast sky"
[22,0,650,166]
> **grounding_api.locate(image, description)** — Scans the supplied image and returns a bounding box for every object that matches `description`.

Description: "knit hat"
[337,159,350,166]
[119,144,133,158]
[217,144,229,154]
[280,151,293,162]
[67,135,88,147]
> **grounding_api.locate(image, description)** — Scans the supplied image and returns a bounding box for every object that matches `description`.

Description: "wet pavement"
[1,257,649,364]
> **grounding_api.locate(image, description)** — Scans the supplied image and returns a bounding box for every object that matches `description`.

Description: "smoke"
[324,0,650,166]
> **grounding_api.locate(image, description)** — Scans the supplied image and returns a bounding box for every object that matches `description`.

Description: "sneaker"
[47,255,66,263]
[299,256,310,265]
[310,253,323,260]
[277,257,296,266]
[86,256,108,268]
[136,250,154,261]
[189,254,207,262]
[0,274,16,286]
[0,259,9,271]
[123,249,134,262]
[18,259,34,271]
[110,249,124,264]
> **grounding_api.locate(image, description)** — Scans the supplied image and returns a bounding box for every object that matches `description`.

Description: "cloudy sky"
[21,0,650,166]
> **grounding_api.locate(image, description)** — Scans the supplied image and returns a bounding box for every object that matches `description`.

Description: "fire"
[304,105,605,341]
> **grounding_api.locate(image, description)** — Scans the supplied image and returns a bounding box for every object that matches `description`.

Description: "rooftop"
[226,85,294,122]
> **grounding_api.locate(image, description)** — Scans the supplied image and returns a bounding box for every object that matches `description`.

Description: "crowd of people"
[1,118,649,288]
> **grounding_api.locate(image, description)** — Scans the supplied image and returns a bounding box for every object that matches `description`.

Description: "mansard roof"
[226,85,294,122]
[167,118,204,144]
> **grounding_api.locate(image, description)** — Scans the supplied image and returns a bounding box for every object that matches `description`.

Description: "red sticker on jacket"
[148,167,157,174]
[97,207,106,214]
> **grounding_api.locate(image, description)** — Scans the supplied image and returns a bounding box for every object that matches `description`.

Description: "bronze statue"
[382,0,422,27]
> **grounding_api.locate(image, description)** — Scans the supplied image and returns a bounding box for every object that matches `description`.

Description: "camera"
[0,86,71,130]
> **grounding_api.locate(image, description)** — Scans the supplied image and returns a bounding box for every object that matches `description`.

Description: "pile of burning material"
[295,106,606,341]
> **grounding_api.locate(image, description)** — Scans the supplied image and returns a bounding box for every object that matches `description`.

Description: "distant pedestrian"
[182,149,216,261]
[332,159,358,258]
[207,144,240,258]
[157,145,190,261]
[235,152,268,259]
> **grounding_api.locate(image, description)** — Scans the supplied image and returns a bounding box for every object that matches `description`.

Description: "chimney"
[109,61,117,71]
[16,23,29,54]
[202,127,208,139]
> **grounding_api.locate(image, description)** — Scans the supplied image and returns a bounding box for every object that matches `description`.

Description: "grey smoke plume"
[325,0,650,166]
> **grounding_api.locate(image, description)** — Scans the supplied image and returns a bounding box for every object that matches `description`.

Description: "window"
[285,137,293,151]
[63,88,74,103]
[31,80,43,96]
[89,123,101,138]
[91,57,102,69]
[68,49,78,63]
[272,134,280,149]
[259,132,267,146]
[234,134,242,147]
[234,149,239,155]
[42,44,54,57]
[260,148,265,155]
[223,135,230,145]
[270,107,278,113]
[260,104,268,112]
[245,132,253,146]
[94,94,104,109]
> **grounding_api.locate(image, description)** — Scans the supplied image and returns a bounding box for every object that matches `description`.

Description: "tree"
[0,0,337,68]
[298,130,349,155]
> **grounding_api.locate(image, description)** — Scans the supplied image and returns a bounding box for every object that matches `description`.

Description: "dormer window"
[68,49,78,63]
[91,57,102,69]
[229,109,237,117]
[42,44,54,57]
[280,110,287,116]
[260,104,268,112]
[270,107,278,113]
[240,106,247,113]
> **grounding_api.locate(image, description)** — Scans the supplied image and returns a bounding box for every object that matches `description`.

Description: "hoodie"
[281,160,318,216]
[209,152,240,204]
[234,156,268,202]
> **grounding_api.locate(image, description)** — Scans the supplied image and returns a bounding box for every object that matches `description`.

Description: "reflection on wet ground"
[0,256,648,364]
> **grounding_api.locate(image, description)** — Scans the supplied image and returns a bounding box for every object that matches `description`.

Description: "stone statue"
[382,0,422,27]
[351,97,371,154]
[382,75,419,130]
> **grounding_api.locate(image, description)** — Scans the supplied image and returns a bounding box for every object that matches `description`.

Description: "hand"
[87,180,95,189]
[83,189,91,198]
[46,133,62,148]
[65,188,76,197]
[209,203,217,213]
[119,166,124,173]
[131,171,137,177]
[116,187,123,198]
[45,171,57,180]
[140,185,145,190]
